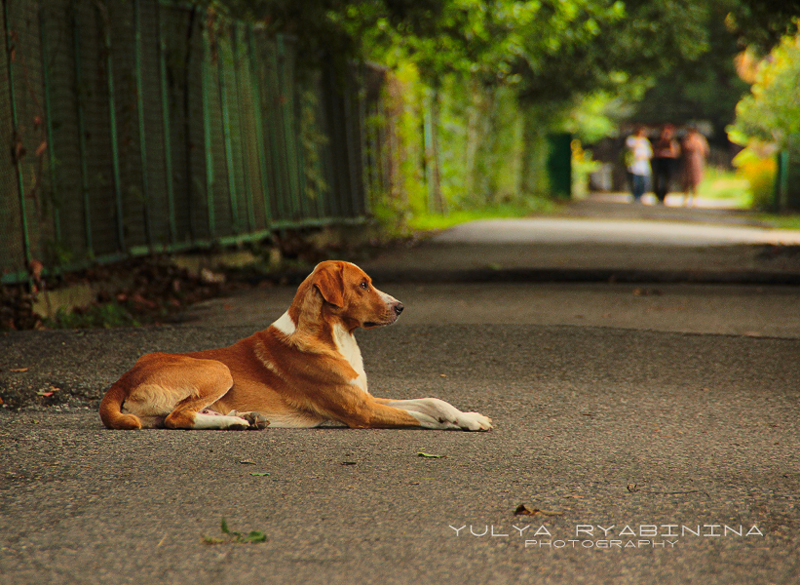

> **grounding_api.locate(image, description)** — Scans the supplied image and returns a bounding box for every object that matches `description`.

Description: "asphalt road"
[2,200,800,584]
[2,286,800,584]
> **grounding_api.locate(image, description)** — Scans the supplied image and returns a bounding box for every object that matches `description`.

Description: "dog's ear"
[313,263,344,308]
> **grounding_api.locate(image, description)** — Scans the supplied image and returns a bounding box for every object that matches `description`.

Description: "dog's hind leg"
[160,359,248,430]
[122,353,260,430]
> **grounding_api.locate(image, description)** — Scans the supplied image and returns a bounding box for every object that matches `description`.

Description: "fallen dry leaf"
[10,368,29,373]
[514,504,563,517]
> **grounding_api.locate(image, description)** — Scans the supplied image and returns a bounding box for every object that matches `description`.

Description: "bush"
[732,146,777,211]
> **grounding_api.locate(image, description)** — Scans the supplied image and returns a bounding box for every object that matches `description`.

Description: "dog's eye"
[360,281,368,290]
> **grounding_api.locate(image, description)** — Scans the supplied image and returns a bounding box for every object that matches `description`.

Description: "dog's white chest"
[333,324,367,391]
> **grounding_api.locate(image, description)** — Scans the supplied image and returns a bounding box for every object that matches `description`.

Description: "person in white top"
[625,126,653,203]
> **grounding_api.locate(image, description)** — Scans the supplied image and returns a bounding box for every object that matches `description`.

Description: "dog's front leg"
[373,398,492,431]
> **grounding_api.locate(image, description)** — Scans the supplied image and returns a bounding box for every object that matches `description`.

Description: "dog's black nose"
[394,302,404,315]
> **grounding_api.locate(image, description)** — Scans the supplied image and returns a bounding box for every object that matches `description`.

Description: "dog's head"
[292,261,403,332]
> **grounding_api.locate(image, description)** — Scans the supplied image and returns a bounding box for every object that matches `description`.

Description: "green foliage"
[437,81,525,209]
[370,67,557,229]
[756,212,800,231]
[214,0,763,130]
[570,141,602,199]
[44,303,142,330]
[213,0,772,223]
[629,2,750,142]
[726,0,800,54]
[562,92,632,144]
[732,146,778,210]
[696,167,752,208]
[407,199,556,233]
[730,30,800,148]
[392,63,428,216]
[728,28,800,211]
[299,86,329,202]
[347,0,712,113]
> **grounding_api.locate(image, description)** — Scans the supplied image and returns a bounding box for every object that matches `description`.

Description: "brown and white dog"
[99,261,492,432]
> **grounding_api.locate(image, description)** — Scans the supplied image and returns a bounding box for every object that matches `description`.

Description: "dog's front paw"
[459,412,493,431]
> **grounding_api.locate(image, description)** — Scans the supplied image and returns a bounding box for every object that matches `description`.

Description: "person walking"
[651,124,681,204]
[681,125,710,206]
[625,126,653,203]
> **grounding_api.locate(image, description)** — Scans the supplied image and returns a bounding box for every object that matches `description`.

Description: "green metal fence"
[1,0,372,283]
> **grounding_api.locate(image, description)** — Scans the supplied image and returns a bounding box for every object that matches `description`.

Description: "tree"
[627,0,750,144]
[729,30,800,149]
[728,27,800,210]
[727,0,800,54]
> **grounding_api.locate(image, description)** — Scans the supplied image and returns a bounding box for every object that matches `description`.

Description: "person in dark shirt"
[650,124,681,204]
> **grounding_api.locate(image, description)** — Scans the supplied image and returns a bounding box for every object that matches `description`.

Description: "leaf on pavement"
[36,385,59,397]
[417,452,446,458]
[514,504,563,517]
[242,531,267,543]
[204,518,268,545]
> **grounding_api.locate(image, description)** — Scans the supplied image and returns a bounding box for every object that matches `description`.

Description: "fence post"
[96,1,125,251]
[775,150,788,212]
[278,35,300,219]
[295,82,309,219]
[246,27,271,228]
[71,0,93,257]
[272,37,288,220]
[156,0,177,243]
[218,24,239,234]
[3,0,31,266]
[201,12,215,237]
[357,64,372,216]
[234,24,254,233]
[134,0,152,248]
[39,6,62,246]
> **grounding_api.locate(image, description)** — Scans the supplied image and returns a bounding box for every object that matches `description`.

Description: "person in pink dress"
[681,125,710,207]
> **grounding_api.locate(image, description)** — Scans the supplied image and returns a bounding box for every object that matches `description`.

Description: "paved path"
[360,197,800,283]
[432,217,800,246]
[1,197,799,585]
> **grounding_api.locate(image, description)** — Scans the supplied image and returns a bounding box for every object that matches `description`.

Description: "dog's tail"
[99,382,142,430]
